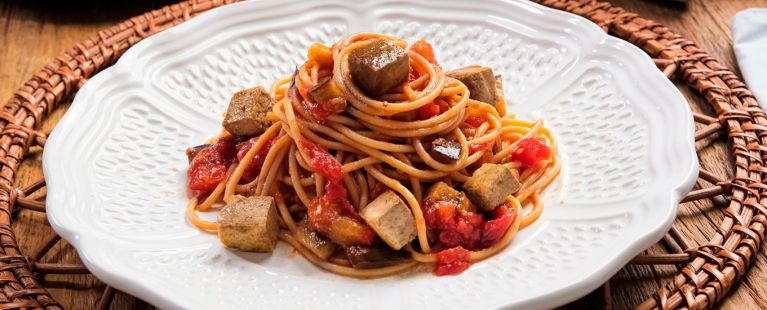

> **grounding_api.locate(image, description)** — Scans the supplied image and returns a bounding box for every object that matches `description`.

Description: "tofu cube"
[359,190,417,250]
[463,164,520,212]
[447,65,497,105]
[217,195,279,252]
[222,86,274,137]
[348,39,409,96]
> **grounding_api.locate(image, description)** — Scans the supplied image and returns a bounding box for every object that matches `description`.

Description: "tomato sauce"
[469,141,493,154]
[236,137,275,184]
[480,205,516,248]
[410,39,438,65]
[511,137,551,167]
[465,116,484,128]
[409,39,438,81]
[416,102,441,120]
[422,199,517,250]
[369,183,388,201]
[423,200,484,250]
[300,138,344,182]
[409,65,421,82]
[423,197,516,275]
[435,246,471,276]
[187,137,236,194]
[304,98,345,121]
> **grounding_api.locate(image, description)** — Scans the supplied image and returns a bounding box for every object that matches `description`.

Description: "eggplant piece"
[185,144,211,162]
[296,219,337,260]
[348,39,409,96]
[430,138,461,163]
[425,181,475,213]
[325,216,374,247]
[306,76,347,117]
[345,245,412,269]
[308,77,344,105]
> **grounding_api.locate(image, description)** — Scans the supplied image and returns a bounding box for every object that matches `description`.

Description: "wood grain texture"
[1,0,765,309]
[1,1,175,309]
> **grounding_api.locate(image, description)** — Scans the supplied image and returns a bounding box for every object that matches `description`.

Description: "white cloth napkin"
[733,8,767,106]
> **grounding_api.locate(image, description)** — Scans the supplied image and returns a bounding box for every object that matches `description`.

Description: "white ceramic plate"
[43,0,698,309]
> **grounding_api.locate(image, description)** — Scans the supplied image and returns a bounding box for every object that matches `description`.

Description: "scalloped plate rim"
[42,0,698,309]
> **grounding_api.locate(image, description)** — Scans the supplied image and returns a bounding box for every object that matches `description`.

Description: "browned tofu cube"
[348,39,409,96]
[222,86,274,137]
[463,164,520,212]
[425,182,475,213]
[430,138,461,163]
[447,65,497,104]
[359,190,417,250]
[217,195,279,252]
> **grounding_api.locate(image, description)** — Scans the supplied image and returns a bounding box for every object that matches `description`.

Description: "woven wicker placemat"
[0,0,761,309]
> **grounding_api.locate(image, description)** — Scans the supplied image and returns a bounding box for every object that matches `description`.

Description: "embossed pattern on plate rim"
[43,0,698,309]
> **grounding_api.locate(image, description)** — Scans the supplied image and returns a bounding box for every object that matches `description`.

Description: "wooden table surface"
[2,0,766,309]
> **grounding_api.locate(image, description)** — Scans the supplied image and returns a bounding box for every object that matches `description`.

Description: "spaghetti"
[185,33,560,278]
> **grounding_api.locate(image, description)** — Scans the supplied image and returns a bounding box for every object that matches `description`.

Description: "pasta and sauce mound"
[184,33,560,278]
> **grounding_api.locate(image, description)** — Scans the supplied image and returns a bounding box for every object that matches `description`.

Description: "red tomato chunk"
[305,100,338,120]
[416,102,441,120]
[422,199,516,251]
[409,39,438,81]
[187,138,236,193]
[423,200,483,250]
[435,246,472,276]
[300,138,343,182]
[300,138,375,246]
[480,205,516,247]
[410,39,438,65]
[511,137,551,168]
[409,65,421,82]
[465,116,484,128]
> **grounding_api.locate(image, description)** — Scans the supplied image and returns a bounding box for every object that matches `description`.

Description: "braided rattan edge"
[536,0,766,309]
[1,0,762,308]
[0,1,235,308]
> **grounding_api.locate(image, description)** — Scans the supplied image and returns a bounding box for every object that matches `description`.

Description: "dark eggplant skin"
[296,219,337,260]
[430,138,461,163]
[186,144,211,162]
[345,245,412,269]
